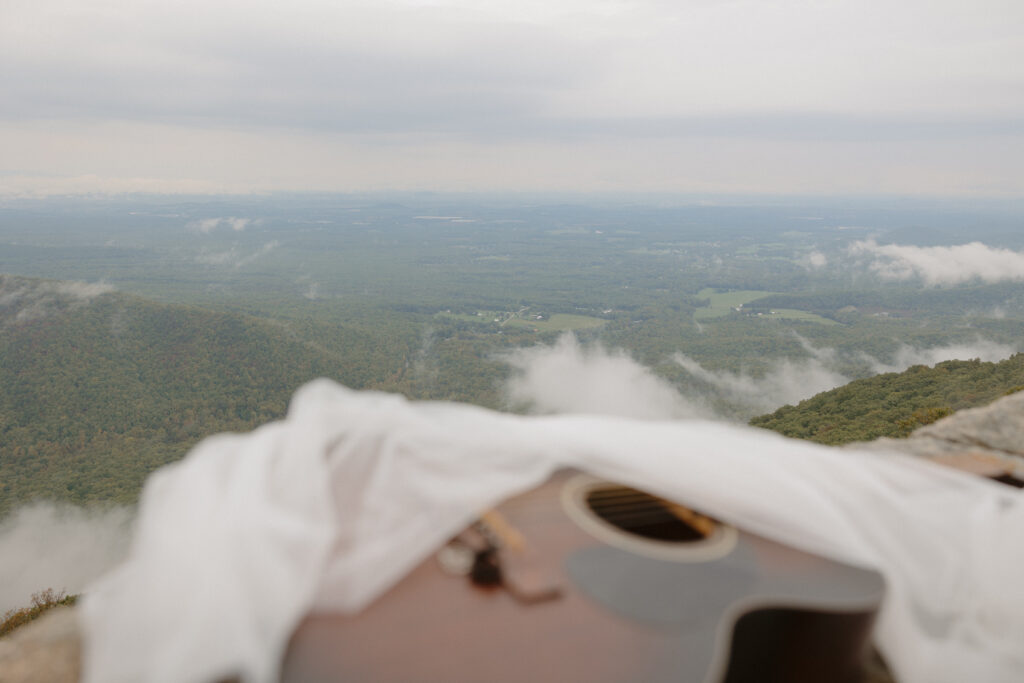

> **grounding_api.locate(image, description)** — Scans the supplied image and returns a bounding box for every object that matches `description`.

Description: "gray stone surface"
[853,391,1024,479]
[0,608,81,683]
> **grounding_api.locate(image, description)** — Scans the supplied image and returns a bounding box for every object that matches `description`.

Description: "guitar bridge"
[436,512,564,605]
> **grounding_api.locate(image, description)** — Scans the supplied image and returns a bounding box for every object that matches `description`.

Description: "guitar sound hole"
[585,487,707,543]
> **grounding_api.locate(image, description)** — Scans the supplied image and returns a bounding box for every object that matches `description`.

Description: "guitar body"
[280,470,884,682]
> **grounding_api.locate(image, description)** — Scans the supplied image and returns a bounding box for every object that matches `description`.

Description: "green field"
[766,308,840,325]
[436,309,607,332]
[437,310,505,324]
[694,289,777,319]
[503,313,607,332]
[694,289,837,325]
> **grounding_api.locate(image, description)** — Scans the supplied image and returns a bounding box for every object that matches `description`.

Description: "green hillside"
[0,275,395,516]
[750,355,1024,445]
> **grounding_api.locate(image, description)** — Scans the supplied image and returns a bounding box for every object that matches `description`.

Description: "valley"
[2,194,1024,513]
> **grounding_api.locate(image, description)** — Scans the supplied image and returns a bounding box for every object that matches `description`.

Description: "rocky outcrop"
[0,608,80,683]
[857,390,1024,481]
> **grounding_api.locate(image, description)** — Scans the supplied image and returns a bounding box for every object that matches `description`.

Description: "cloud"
[502,333,1020,422]
[187,217,254,234]
[804,250,828,269]
[3,0,1021,132]
[867,340,1016,374]
[0,276,115,324]
[2,0,1023,196]
[675,336,1018,416]
[52,281,117,300]
[502,333,708,419]
[0,277,115,304]
[673,350,850,416]
[0,503,132,615]
[189,218,222,234]
[0,174,250,198]
[849,240,1024,285]
[195,249,238,266]
[195,240,280,269]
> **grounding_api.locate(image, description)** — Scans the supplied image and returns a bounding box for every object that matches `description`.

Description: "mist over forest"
[3,1,1023,679]
[2,193,1024,612]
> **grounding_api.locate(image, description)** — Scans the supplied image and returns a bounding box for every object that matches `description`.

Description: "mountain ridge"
[0,274,392,515]
[750,354,1024,445]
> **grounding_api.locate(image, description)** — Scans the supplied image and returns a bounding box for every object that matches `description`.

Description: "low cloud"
[189,218,222,234]
[0,277,115,305]
[502,333,1020,422]
[502,333,709,419]
[0,175,247,199]
[195,240,280,269]
[805,250,828,269]
[0,503,132,615]
[676,337,1016,416]
[52,281,116,300]
[673,351,849,417]
[849,240,1024,285]
[0,276,115,324]
[868,340,1016,374]
[195,249,239,266]
[187,217,254,234]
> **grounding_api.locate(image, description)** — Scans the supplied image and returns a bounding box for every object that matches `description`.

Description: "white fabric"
[80,379,1024,683]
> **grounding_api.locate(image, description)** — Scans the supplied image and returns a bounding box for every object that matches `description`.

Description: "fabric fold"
[81,379,1024,683]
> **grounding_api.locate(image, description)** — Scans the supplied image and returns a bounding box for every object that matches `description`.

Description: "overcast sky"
[2,0,1023,197]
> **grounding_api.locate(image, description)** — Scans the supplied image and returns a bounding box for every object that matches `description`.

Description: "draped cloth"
[80,379,1024,683]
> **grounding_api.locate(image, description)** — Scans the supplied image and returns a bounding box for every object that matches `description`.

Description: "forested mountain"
[750,354,1024,445]
[6,196,1024,515]
[0,275,397,515]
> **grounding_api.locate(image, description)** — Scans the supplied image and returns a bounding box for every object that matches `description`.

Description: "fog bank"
[503,333,1018,421]
[502,334,710,419]
[850,240,1024,285]
[0,503,133,615]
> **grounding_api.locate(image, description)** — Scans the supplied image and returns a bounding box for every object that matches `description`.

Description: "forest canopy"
[750,355,1024,444]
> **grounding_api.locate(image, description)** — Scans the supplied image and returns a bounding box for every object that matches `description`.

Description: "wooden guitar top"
[280,470,884,682]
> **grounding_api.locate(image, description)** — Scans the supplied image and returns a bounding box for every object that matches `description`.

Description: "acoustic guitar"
[280,469,885,682]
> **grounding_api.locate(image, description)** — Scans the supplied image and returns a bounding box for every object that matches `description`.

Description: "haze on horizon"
[2,0,1023,198]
